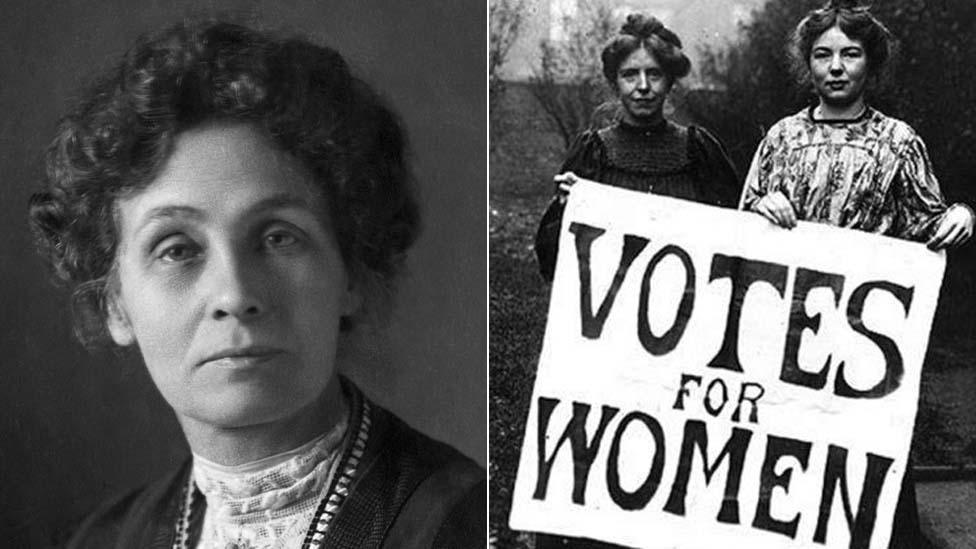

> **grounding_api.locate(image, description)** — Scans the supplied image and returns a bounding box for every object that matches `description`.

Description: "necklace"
[172,399,372,549]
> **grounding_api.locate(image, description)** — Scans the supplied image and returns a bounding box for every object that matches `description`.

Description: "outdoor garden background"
[490,0,976,546]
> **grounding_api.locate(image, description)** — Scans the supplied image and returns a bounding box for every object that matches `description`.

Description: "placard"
[509,181,945,549]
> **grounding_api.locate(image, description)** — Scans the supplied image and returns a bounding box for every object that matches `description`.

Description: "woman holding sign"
[740,1,973,547]
[533,13,740,549]
[741,0,974,249]
[535,14,740,281]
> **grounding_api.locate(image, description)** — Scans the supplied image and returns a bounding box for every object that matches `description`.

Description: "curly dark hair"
[28,20,421,346]
[601,14,691,85]
[789,0,894,87]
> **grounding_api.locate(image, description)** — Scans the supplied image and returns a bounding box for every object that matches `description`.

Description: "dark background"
[0,1,485,546]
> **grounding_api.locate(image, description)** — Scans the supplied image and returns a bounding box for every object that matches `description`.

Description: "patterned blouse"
[740,107,949,241]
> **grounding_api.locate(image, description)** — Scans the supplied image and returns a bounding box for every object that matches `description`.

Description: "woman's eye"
[264,230,299,248]
[158,242,199,263]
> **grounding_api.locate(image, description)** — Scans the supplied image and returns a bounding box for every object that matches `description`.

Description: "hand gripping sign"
[509,181,945,549]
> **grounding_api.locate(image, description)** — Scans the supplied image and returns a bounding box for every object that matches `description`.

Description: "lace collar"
[191,410,349,522]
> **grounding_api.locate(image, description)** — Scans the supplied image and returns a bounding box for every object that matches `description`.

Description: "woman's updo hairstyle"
[29,20,421,346]
[601,14,691,84]
[789,0,893,85]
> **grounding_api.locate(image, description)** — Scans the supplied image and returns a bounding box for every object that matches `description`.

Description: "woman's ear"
[105,293,135,346]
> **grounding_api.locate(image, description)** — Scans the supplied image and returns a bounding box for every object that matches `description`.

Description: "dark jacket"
[66,393,485,549]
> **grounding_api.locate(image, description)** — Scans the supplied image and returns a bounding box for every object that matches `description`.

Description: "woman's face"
[108,123,359,431]
[809,25,868,107]
[615,47,672,125]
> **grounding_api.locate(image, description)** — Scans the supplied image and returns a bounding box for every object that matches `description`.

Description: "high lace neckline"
[189,408,349,548]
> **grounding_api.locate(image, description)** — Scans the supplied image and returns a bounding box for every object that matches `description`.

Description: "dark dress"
[534,119,740,281]
[533,119,738,549]
[65,381,485,549]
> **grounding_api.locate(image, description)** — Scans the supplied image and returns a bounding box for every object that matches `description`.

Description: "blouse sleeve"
[739,134,773,211]
[689,126,740,208]
[535,131,603,282]
[558,130,605,180]
[890,134,949,241]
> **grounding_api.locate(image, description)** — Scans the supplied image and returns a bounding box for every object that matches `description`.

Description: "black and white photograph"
[0,1,486,547]
[491,0,976,547]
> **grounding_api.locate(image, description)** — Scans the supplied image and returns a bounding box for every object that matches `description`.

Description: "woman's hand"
[554,172,594,204]
[753,191,797,229]
[927,203,975,250]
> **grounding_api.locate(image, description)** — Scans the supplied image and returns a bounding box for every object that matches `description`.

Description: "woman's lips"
[200,346,285,368]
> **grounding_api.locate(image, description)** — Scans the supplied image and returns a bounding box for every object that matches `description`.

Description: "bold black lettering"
[704,378,729,417]
[836,281,914,398]
[570,222,649,339]
[780,268,845,390]
[663,420,753,523]
[673,374,702,410]
[752,435,812,538]
[730,382,765,424]
[708,255,789,372]
[637,244,695,355]
[813,445,894,548]
[533,397,620,504]
[606,412,666,510]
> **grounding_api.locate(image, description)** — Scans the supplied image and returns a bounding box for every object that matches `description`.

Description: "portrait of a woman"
[534,13,740,282]
[4,4,484,548]
[741,1,973,546]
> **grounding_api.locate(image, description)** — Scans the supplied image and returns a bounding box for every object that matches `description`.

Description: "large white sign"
[510,181,945,549]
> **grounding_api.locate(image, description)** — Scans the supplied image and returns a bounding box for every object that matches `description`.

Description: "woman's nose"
[636,71,650,92]
[206,249,268,321]
[829,55,844,75]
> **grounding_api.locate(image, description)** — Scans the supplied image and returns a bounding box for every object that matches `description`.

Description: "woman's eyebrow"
[140,205,205,226]
[129,205,204,243]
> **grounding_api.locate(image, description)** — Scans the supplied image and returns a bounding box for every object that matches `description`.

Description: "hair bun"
[621,14,662,39]
[620,14,682,49]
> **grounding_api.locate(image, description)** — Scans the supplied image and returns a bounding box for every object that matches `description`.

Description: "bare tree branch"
[527,2,616,149]
[490,0,526,105]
